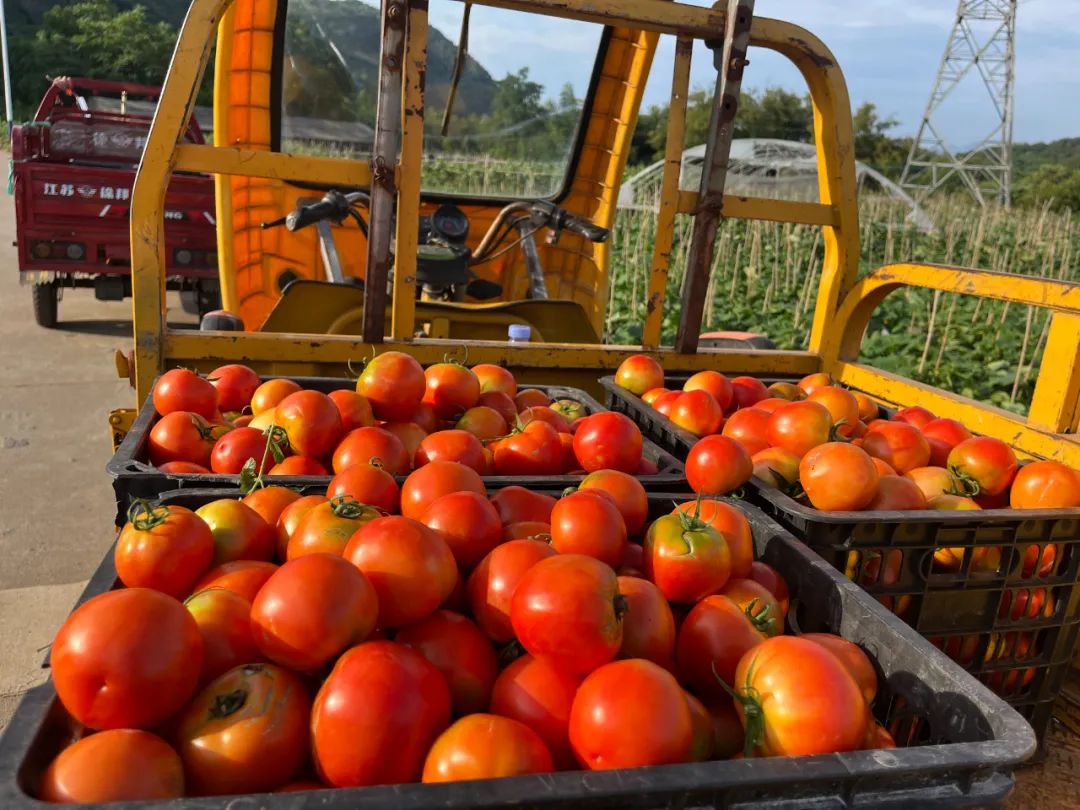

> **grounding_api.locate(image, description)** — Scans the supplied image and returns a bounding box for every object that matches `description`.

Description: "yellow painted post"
[212,3,238,315]
[642,36,692,349]
[1028,313,1080,433]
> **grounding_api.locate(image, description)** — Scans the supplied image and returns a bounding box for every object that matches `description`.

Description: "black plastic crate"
[600,375,1080,746]
[0,488,1036,809]
[108,378,686,525]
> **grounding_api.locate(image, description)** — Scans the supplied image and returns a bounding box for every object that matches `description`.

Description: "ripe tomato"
[334,426,409,475]
[748,561,790,616]
[751,446,800,488]
[550,491,627,567]
[905,466,962,501]
[397,610,499,716]
[999,587,1054,621]
[185,587,262,685]
[210,426,277,474]
[177,663,311,795]
[472,363,517,396]
[478,390,518,426]
[730,376,769,410]
[158,460,210,474]
[572,412,642,473]
[867,474,927,510]
[288,496,381,559]
[153,368,217,418]
[416,429,487,472]
[456,405,509,441]
[326,463,399,513]
[653,390,681,416]
[863,421,931,474]
[400,460,487,520]
[269,455,327,476]
[195,498,276,564]
[490,485,557,525]
[808,386,860,436]
[192,560,278,603]
[115,502,213,598]
[40,730,184,802]
[766,382,803,401]
[686,435,752,495]
[251,554,378,670]
[721,578,783,629]
[489,655,583,769]
[615,354,666,396]
[504,519,551,538]
[669,389,723,437]
[207,364,260,412]
[515,388,552,411]
[672,499,754,578]
[733,636,868,756]
[423,362,481,419]
[242,485,301,527]
[423,713,552,783]
[799,633,877,704]
[928,494,982,512]
[274,494,327,559]
[149,411,219,467]
[578,469,648,535]
[356,351,426,422]
[642,387,669,406]
[676,594,769,698]
[920,417,973,467]
[312,641,451,787]
[767,400,833,457]
[467,539,557,642]
[569,659,692,769]
[617,576,676,665]
[683,371,734,412]
[1022,543,1057,577]
[707,696,745,759]
[853,392,879,422]
[800,442,880,511]
[421,491,503,571]
[948,437,1017,496]
[1010,460,1080,509]
[493,420,562,475]
[250,378,302,415]
[721,408,771,455]
[51,588,202,729]
[511,554,623,674]
[684,692,715,761]
[753,397,791,414]
[892,405,936,429]
[345,516,457,626]
[644,511,731,604]
[274,390,343,459]
[520,404,572,433]
[328,389,375,432]
[383,420,428,459]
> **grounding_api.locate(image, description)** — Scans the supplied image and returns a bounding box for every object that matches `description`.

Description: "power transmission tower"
[900,0,1017,207]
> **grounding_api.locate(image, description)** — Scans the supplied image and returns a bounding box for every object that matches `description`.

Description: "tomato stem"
[711,661,764,759]
[127,499,169,531]
[328,495,382,520]
[947,466,981,497]
[743,598,777,636]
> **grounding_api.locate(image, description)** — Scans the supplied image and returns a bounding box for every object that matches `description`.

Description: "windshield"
[280,0,604,198]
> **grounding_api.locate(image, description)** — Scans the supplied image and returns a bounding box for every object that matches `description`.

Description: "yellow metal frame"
[130,0,1080,466]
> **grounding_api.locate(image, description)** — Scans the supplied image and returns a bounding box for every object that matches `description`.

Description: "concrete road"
[0,187,196,730]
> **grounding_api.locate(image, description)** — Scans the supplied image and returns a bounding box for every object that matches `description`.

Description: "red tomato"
[251,554,378,670]
[312,641,451,787]
[400,460,487,520]
[863,421,931,474]
[578,469,648,535]
[345,516,458,626]
[753,397,790,414]
[397,610,499,716]
[210,426,277,474]
[515,388,551,411]
[456,405,509,441]
[892,405,936,429]
[158,460,210,474]
[653,390,681,416]
[382,420,428,460]
[328,389,375,432]
[685,692,715,761]
[519,404,572,433]
[1022,542,1057,578]
[615,354,666,396]
[269,456,327,476]
[423,713,552,782]
[642,387,669,405]
[251,378,301,415]
[478,390,519,426]
[617,541,645,577]
[408,402,440,433]
[948,436,1018,497]
[920,418,973,467]
[730,376,769,410]
[905,466,963,500]
[274,390,343,459]
[999,587,1055,621]
[490,655,583,769]
[687,435,753,495]
[644,511,731,604]
[326,463,399,513]
[490,485,557,525]
[275,494,328,560]
[149,411,219,467]
[356,351,426,422]
[572,412,642,473]
[766,381,803,401]
[333,426,410,475]
[467,539,558,642]
[706,697,745,759]
[672,499,754,578]
[721,578,784,629]
[1010,460,1080,509]
[423,362,481,420]
[511,554,623,674]
[185,587,262,686]
[766,400,833,457]
[195,498,276,565]
[867,474,928,510]
[472,363,517,396]
[676,594,769,699]
[242,486,302,527]
[669,389,723,437]
[192,560,278,603]
[40,730,184,802]
[206,364,259,412]
[800,442,880,511]
[421,491,503,571]
[733,636,868,756]
[617,576,676,665]
[569,659,692,769]
[115,502,213,598]
[928,493,982,511]
[751,446,801,489]
[416,429,487,472]
[287,496,381,559]
[681,370,733,412]
[808,387,860,437]
[721,408,771,455]
[153,368,217,419]
[748,561,790,616]
[550,491,627,567]
[493,420,562,475]
[51,588,202,729]
[852,392,879,422]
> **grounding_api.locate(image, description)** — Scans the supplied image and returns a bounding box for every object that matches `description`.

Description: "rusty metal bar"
[674,0,754,353]
[465,0,725,37]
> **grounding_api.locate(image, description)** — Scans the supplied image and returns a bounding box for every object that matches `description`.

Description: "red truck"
[11,77,219,327]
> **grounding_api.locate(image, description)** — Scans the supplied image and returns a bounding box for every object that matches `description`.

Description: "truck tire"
[32,282,58,328]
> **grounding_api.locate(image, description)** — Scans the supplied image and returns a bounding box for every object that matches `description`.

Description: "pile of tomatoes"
[146,355,655,482]
[42,459,894,802]
[614,355,1080,513]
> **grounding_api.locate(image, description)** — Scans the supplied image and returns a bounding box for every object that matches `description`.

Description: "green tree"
[1013,164,1080,211]
[491,68,545,129]
[852,102,909,177]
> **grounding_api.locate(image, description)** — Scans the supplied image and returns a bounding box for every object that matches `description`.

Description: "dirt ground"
[0,185,1075,806]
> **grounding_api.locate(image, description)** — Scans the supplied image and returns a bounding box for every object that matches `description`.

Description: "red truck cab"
[11,77,219,327]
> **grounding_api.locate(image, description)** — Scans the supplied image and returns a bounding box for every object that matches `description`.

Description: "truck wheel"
[32,282,58,328]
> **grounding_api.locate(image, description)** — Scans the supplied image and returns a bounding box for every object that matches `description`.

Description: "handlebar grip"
[562,214,609,244]
[285,199,342,232]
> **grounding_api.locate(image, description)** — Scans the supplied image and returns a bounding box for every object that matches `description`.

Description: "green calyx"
[128,498,170,531]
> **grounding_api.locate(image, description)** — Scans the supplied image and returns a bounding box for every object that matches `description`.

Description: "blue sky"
[428,0,1080,145]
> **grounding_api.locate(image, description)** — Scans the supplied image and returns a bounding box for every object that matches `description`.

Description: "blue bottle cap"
[508,324,531,341]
